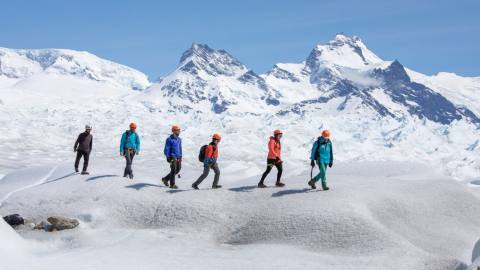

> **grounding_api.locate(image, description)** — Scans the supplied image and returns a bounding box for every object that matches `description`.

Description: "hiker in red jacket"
[258,129,285,188]
[192,133,222,190]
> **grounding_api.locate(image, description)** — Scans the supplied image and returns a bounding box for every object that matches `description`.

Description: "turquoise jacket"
[120,131,141,153]
[310,137,333,164]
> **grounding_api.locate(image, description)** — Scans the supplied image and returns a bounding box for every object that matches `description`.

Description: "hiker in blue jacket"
[162,125,182,189]
[308,130,333,190]
[120,122,141,179]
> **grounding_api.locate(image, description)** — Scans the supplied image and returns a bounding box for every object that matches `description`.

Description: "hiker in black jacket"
[74,125,93,175]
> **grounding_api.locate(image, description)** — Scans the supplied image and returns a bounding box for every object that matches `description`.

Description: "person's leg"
[259,164,273,186]
[169,160,177,187]
[129,152,135,178]
[176,159,182,174]
[82,151,90,172]
[193,165,210,187]
[163,169,171,181]
[212,163,221,188]
[275,162,283,183]
[74,151,82,172]
[312,161,324,183]
[320,163,328,189]
[125,151,134,178]
[124,153,130,177]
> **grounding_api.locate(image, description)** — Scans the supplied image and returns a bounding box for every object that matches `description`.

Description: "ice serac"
[147,43,280,113]
[0,47,150,90]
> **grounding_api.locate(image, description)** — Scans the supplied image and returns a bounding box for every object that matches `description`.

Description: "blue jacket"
[310,137,333,164]
[164,135,182,158]
[120,131,141,153]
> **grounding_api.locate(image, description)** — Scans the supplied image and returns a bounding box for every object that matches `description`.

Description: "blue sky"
[1,0,478,79]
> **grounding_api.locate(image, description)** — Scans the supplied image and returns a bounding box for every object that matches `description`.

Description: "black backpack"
[3,214,24,227]
[198,145,208,162]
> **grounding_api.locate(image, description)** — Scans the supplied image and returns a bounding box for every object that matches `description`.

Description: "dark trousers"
[124,150,135,177]
[164,159,182,186]
[259,159,283,184]
[193,162,220,187]
[75,150,90,172]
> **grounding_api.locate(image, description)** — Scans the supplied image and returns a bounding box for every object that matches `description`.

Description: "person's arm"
[204,144,214,163]
[329,143,333,167]
[164,138,170,157]
[90,136,93,152]
[136,134,141,153]
[120,133,126,154]
[205,145,213,158]
[74,134,81,151]
[179,138,182,158]
[268,139,277,158]
[310,141,318,160]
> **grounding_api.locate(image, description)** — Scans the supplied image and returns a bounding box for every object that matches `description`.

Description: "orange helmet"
[322,129,331,138]
[273,129,283,136]
[129,122,137,129]
[171,125,181,132]
[212,133,222,140]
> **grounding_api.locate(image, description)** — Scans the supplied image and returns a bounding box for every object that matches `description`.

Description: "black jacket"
[74,132,93,153]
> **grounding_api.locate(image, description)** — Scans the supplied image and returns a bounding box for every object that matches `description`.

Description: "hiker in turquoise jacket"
[120,124,141,154]
[120,122,141,179]
[308,130,333,190]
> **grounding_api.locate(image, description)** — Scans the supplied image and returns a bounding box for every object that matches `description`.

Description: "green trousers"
[313,162,328,184]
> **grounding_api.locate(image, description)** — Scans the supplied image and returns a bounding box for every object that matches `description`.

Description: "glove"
[329,162,333,168]
[167,157,174,163]
[120,152,125,157]
[74,148,77,152]
[310,160,315,167]
[136,151,140,156]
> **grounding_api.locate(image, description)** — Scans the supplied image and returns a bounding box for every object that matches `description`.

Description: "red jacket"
[267,136,281,160]
[205,144,218,159]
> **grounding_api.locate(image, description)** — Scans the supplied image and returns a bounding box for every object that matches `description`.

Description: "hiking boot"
[308,180,316,189]
[129,174,134,179]
[212,185,222,189]
[257,183,267,188]
[170,185,178,189]
[162,177,169,187]
[81,171,90,175]
[75,168,79,173]
[192,184,199,190]
[322,183,329,191]
[275,182,285,187]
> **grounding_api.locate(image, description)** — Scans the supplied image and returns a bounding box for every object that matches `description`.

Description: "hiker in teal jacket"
[120,126,141,153]
[308,130,333,190]
[120,123,141,179]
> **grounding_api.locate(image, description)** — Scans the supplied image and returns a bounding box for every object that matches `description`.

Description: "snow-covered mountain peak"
[306,34,383,71]
[373,59,410,83]
[329,33,362,46]
[177,43,247,77]
[0,47,150,90]
[146,44,278,113]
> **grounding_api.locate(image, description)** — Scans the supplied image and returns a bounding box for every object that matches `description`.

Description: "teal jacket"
[310,137,333,164]
[120,131,141,153]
